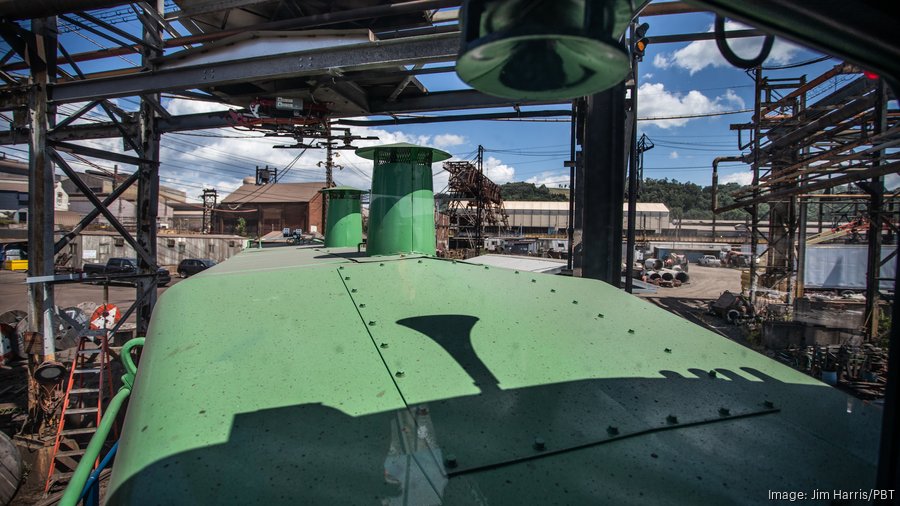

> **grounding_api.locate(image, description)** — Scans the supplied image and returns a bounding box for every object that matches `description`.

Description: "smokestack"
[355,143,451,256]
[319,186,365,248]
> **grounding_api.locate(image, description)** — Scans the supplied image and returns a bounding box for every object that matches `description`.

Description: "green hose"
[59,337,144,506]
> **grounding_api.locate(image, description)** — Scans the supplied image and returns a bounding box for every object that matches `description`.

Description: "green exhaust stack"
[320,186,365,248]
[355,143,451,256]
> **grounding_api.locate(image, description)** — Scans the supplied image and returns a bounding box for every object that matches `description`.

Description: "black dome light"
[456,0,644,100]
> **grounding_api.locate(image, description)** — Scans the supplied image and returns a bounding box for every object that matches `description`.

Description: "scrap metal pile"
[776,343,889,399]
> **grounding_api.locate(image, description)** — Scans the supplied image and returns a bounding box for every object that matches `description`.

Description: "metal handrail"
[59,337,144,506]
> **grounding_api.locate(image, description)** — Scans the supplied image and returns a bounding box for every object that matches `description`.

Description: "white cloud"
[165,98,234,115]
[525,171,567,187]
[55,105,476,201]
[669,151,680,159]
[483,156,515,185]
[432,134,466,149]
[653,54,672,69]
[638,82,745,128]
[721,172,753,185]
[653,21,803,75]
[642,73,654,80]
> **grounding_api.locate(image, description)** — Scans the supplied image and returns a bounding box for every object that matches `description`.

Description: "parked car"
[697,255,722,267]
[177,258,217,278]
[83,258,171,286]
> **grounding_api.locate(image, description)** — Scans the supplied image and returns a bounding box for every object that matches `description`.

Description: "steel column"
[748,68,762,303]
[865,80,888,340]
[135,0,163,334]
[877,211,900,493]
[26,18,56,359]
[577,84,627,286]
[624,40,639,293]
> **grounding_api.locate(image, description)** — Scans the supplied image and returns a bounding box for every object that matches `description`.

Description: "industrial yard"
[1,1,898,505]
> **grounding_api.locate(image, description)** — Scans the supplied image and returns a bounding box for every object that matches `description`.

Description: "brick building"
[216,180,326,237]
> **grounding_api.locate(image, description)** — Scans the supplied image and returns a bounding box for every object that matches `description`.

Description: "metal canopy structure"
[0,0,722,344]
[2,0,900,495]
[712,63,899,340]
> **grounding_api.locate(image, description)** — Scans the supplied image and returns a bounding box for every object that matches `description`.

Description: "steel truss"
[714,64,899,341]
[443,158,508,252]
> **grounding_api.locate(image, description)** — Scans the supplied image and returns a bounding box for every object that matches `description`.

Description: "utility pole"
[476,144,484,255]
[625,20,647,293]
[201,189,218,234]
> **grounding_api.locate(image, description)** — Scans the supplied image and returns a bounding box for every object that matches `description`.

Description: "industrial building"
[502,201,670,235]
[216,179,325,237]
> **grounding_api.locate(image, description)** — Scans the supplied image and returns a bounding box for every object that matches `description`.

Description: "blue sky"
[0,5,851,202]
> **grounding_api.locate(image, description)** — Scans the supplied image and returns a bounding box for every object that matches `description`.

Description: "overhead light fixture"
[456,0,645,100]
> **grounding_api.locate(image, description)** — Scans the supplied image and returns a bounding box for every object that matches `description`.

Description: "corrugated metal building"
[217,181,326,236]
[503,201,670,235]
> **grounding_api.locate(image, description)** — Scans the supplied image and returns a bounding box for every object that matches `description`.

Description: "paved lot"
[642,264,742,300]
[0,270,181,323]
[640,265,746,340]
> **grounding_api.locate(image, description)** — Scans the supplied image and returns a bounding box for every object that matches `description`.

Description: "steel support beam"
[49,33,460,104]
[26,17,57,359]
[50,139,148,166]
[370,89,564,114]
[865,81,888,340]
[135,0,163,335]
[49,150,156,267]
[576,84,627,285]
[54,168,140,254]
[337,109,571,126]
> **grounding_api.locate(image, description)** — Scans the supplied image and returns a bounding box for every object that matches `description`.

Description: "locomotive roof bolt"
[666,415,678,424]
[395,370,405,378]
[445,454,458,468]
[380,343,389,349]
[606,426,619,436]
[718,407,730,417]
[763,400,774,409]
[533,438,546,451]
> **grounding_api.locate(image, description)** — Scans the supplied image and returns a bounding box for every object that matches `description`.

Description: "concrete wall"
[74,232,245,270]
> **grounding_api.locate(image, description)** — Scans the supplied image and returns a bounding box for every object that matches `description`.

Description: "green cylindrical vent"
[320,186,365,248]
[356,143,451,256]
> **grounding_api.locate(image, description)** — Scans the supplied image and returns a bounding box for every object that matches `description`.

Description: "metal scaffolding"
[715,64,899,339]
[443,156,508,252]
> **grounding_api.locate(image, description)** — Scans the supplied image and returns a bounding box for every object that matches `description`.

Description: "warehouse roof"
[220,182,327,204]
[502,201,669,212]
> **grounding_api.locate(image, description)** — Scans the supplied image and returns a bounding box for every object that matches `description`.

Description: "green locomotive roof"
[106,246,881,505]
